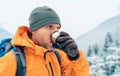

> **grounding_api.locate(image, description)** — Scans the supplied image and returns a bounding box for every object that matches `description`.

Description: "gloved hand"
[52,31,80,60]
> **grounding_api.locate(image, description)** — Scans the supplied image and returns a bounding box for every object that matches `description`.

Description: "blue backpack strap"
[54,50,61,75]
[12,46,26,76]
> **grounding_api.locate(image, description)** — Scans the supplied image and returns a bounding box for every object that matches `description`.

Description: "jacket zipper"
[49,62,54,76]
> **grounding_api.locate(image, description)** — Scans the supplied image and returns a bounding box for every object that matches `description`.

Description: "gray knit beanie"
[29,6,61,32]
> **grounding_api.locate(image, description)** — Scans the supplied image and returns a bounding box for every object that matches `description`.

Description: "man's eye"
[57,27,60,30]
[47,25,52,29]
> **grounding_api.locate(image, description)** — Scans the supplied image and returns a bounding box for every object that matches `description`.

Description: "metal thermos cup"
[51,31,60,44]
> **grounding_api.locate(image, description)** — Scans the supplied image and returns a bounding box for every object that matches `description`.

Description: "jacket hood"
[11,26,32,47]
[11,26,48,56]
[11,26,43,48]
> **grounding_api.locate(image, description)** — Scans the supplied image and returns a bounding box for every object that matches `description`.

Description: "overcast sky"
[0,0,120,39]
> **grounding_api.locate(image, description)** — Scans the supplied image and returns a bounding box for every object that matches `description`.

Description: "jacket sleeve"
[0,51,16,76]
[58,50,89,76]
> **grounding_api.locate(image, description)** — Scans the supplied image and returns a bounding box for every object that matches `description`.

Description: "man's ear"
[27,31,32,38]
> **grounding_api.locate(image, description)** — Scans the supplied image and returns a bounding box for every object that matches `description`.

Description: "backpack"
[0,38,26,76]
[0,38,60,76]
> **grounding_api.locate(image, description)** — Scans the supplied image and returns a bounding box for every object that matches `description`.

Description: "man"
[0,6,89,76]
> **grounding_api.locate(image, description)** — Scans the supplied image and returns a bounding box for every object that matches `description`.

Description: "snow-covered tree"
[87,45,93,57]
[87,55,106,76]
[103,32,113,53]
[93,44,99,55]
[104,45,120,76]
[87,31,120,76]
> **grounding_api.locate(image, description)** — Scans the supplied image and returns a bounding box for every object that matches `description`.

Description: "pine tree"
[103,32,113,53]
[87,45,93,57]
[94,44,99,55]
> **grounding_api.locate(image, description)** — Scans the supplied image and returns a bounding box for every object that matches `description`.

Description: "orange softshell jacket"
[0,26,89,76]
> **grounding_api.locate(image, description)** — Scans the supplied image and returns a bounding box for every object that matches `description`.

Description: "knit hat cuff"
[30,17,61,32]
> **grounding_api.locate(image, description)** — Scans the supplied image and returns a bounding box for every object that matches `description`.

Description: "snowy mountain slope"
[76,15,120,56]
[0,27,12,40]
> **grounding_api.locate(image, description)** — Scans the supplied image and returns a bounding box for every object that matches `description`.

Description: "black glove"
[53,31,79,60]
